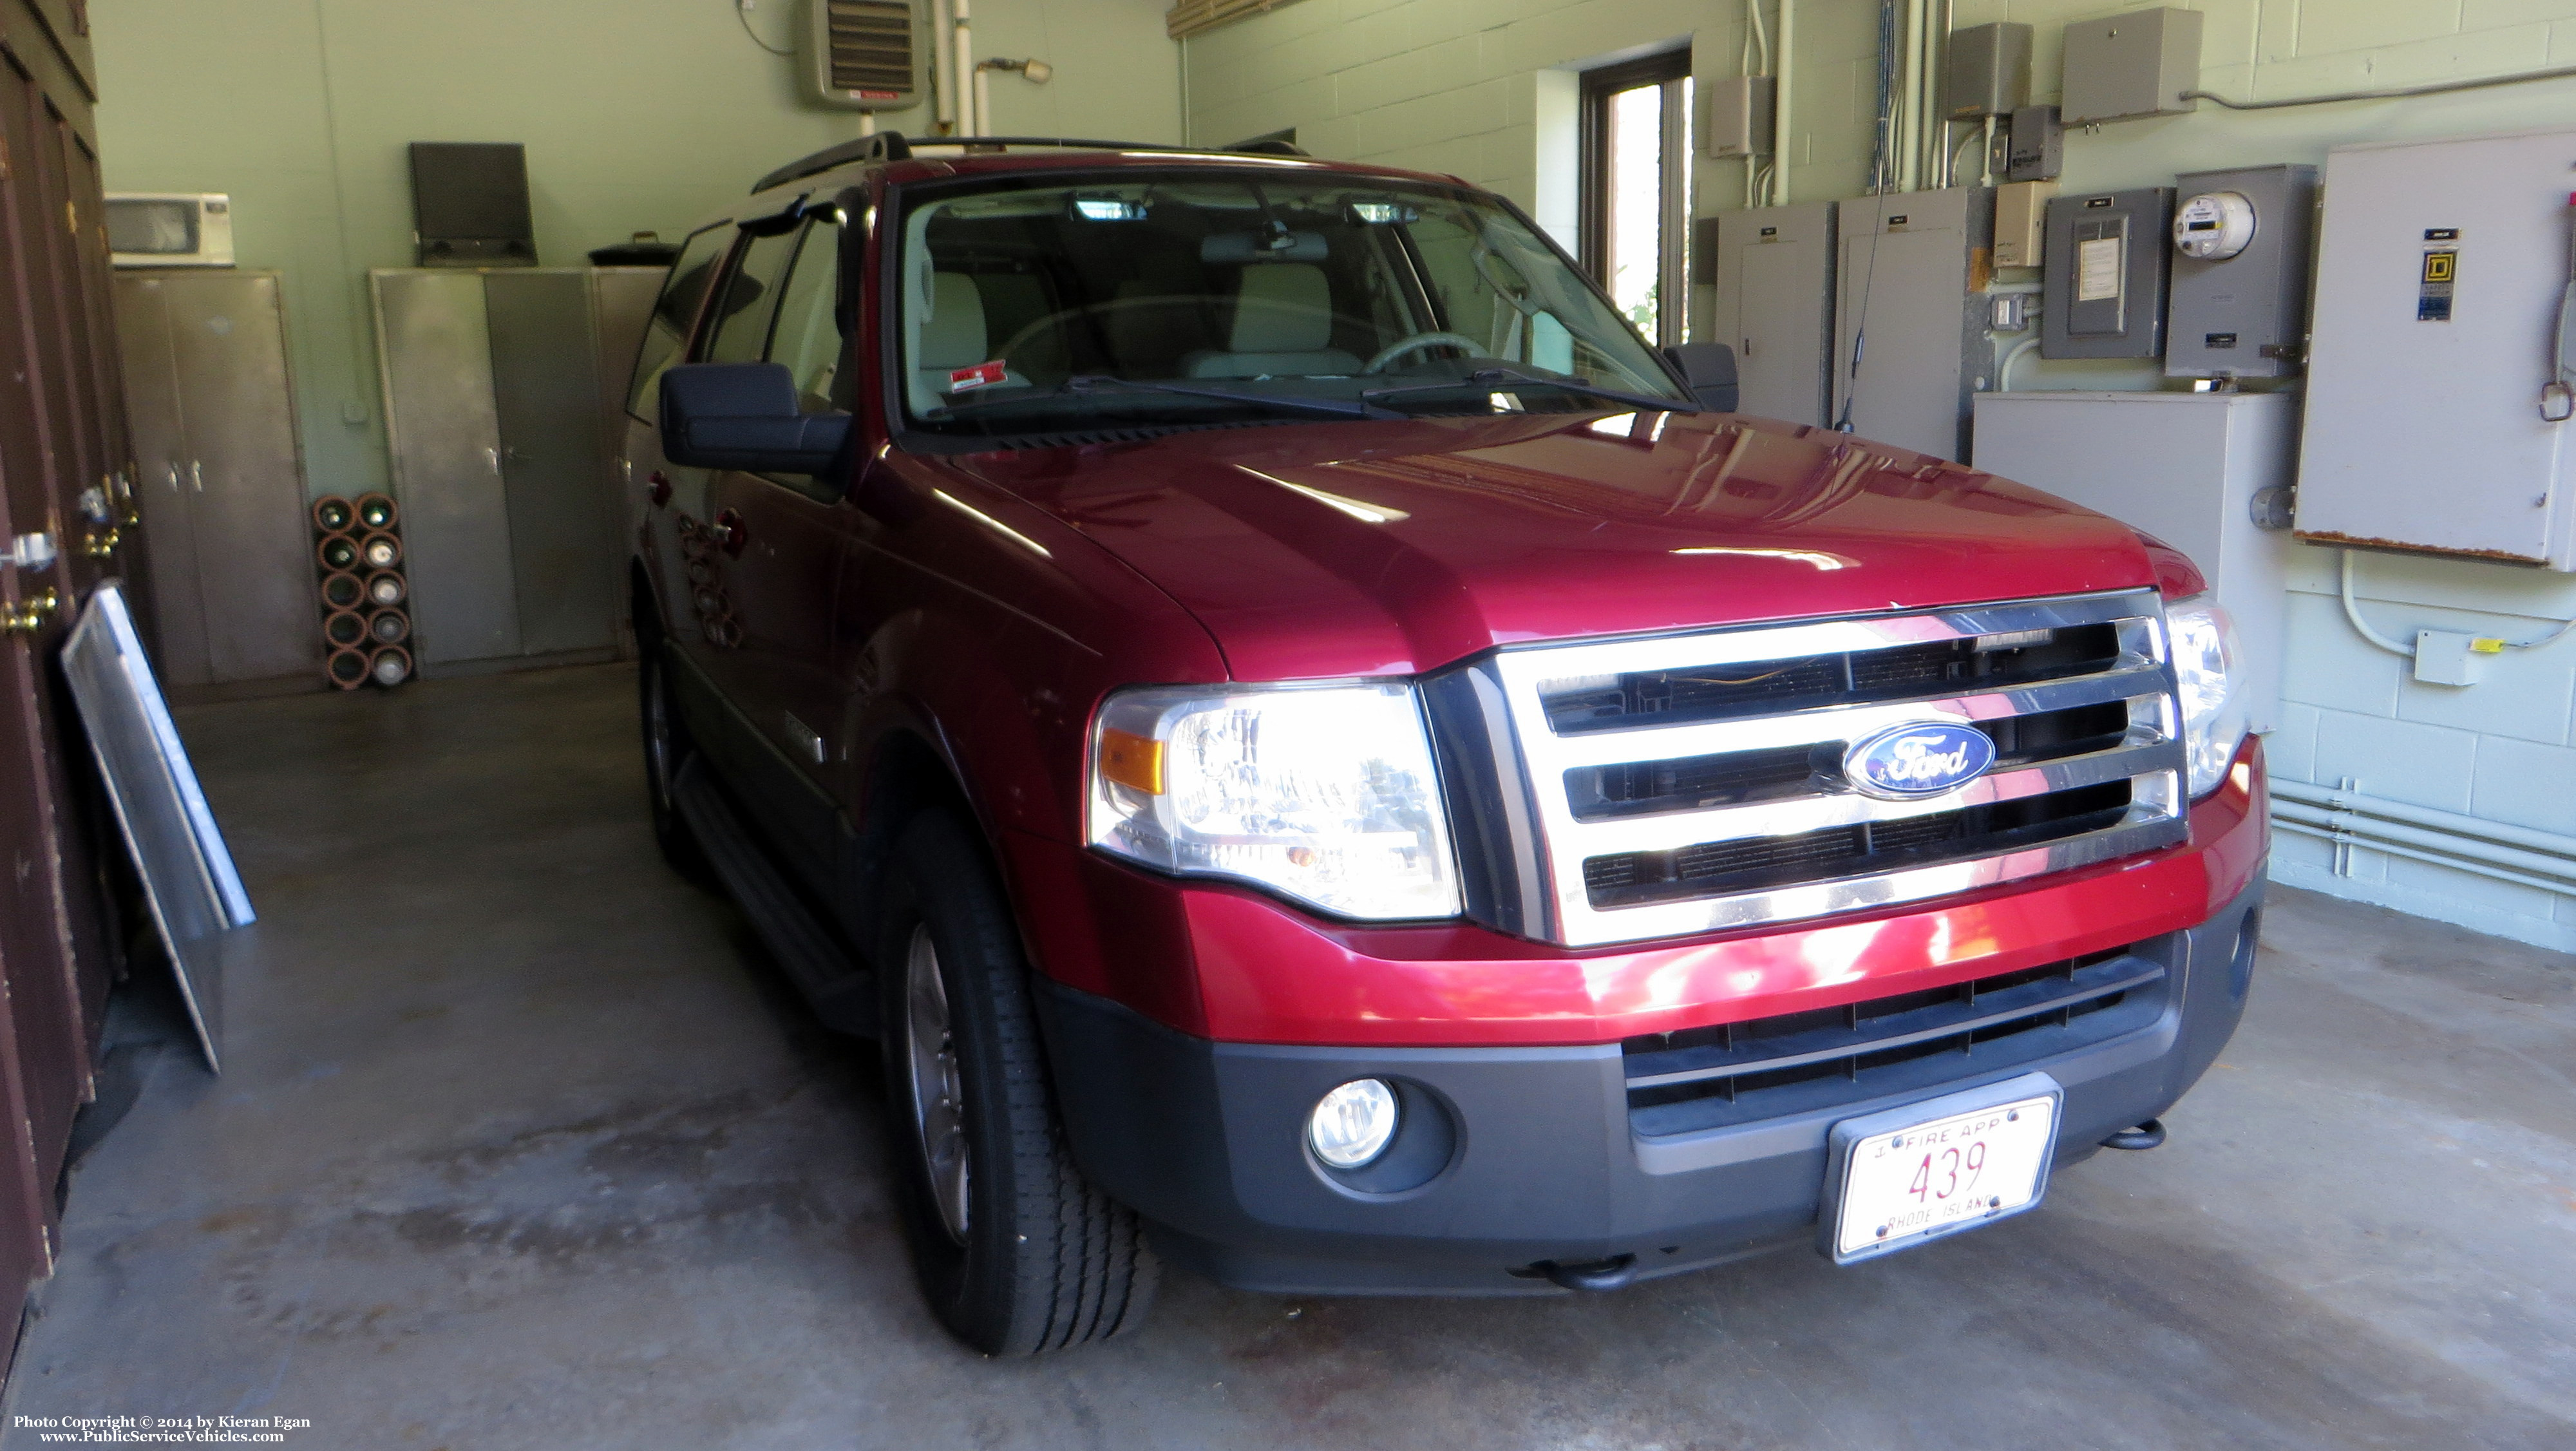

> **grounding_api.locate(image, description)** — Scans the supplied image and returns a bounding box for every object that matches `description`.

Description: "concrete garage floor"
[5,664,2571,1450]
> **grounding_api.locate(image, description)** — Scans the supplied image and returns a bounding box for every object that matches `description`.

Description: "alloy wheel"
[903,924,971,1244]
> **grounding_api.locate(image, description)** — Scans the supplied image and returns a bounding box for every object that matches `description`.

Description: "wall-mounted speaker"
[409,142,535,267]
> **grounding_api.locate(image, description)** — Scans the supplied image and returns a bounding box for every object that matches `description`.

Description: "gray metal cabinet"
[1709,202,1837,428]
[111,270,319,688]
[1833,189,1993,462]
[372,267,640,670]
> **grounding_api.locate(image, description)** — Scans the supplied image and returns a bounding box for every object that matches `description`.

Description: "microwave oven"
[106,193,236,268]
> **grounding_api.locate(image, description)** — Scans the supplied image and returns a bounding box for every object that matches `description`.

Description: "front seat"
[1181,263,1361,379]
[916,272,1022,400]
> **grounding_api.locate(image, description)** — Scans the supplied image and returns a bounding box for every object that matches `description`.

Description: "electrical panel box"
[2042,187,2174,359]
[2296,128,2576,570]
[1703,76,1777,158]
[1972,391,2294,734]
[1833,189,1993,461]
[1944,22,2031,120]
[2060,8,2202,125]
[1994,180,2055,268]
[1709,201,1837,426]
[2005,104,2063,182]
[2164,163,2318,379]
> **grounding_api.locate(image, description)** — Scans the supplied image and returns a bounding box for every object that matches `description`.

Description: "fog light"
[1307,1079,1399,1169]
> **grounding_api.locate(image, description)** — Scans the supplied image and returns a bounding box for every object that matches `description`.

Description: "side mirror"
[1662,343,1738,413]
[659,362,851,475]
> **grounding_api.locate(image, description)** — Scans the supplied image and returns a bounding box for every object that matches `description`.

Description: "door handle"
[1,589,59,635]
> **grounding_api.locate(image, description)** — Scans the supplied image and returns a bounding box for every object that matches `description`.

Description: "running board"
[672,757,877,1037]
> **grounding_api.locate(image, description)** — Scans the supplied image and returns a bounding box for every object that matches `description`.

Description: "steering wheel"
[1361,331,1487,375]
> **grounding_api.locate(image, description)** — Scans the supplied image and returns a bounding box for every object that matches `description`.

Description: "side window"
[625,225,734,419]
[704,225,802,365]
[764,212,849,413]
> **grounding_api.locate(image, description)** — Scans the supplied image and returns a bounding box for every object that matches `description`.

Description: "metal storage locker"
[111,270,319,689]
[374,267,632,669]
[1832,188,1993,462]
[1707,201,1836,427]
[374,270,518,666]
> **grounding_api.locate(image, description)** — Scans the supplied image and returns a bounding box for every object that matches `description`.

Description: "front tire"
[877,810,1158,1354]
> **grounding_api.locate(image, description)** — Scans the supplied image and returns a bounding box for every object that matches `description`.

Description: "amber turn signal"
[1097,728,1164,795]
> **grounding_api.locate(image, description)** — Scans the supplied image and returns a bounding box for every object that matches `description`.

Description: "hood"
[953,411,2171,681]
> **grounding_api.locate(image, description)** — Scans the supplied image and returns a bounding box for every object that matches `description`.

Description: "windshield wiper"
[1361,366,1695,415]
[931,374,1386,421]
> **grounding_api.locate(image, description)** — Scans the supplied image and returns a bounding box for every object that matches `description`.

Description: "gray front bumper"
[1035,879,2263,1295]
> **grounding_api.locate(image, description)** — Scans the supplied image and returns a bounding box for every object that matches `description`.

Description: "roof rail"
[752,131,1314,193]
[752,131,914,194]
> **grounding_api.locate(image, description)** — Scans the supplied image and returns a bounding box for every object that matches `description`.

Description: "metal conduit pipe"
[2273,801,2576,890]
[1772,0,1795,205]
[2273,777,2576,865]
[2273,819,2576,898]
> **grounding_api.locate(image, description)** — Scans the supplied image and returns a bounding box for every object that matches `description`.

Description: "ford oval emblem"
[1842,721,1996,800]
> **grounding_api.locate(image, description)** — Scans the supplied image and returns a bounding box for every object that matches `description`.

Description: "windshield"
[892,169,1687,440]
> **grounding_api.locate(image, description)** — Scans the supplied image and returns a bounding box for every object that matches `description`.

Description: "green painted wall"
[93,0,1180,497]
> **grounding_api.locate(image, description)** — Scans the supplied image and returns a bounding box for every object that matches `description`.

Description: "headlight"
[1086,681,1461,920]
[2164,593,2248,799]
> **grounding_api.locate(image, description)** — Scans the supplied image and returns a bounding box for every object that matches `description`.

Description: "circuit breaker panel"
[2042,187,2174,359]
[1707,201,1837,426]
[1832,188,1992,461]
[2165,164,2317,380]
[2296,128,2576,570]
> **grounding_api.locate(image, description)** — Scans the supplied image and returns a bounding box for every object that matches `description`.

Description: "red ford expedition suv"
[623,134,2267,1356]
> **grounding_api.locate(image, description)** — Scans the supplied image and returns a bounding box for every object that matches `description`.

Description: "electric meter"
[2174,191,2257,261]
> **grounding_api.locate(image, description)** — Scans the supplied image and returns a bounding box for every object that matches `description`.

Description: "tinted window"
[625,225,732,419]
[705,227,801,365]
[765,211,849,413]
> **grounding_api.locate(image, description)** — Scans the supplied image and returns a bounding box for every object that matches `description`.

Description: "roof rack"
[752,131,1311,194]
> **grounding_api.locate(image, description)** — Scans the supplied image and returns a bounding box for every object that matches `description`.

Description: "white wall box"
[1707,201,1836,427]
[1971,390,2295,735]
[1835,189,1991,461]
[1701,76,1776,160]
[2297,128,2576,571]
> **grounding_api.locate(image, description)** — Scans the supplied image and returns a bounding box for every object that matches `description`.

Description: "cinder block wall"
[1188,0,2576,949]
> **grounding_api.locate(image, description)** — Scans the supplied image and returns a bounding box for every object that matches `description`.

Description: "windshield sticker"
[948,361,1008,392]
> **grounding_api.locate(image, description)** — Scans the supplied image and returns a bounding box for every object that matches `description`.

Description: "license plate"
[1821,1072,2062,1264]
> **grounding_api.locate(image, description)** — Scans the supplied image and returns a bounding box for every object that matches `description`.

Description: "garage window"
[1580,49,1692,348]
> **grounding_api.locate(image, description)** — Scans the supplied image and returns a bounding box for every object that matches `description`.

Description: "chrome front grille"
[1474,589,2186,948]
